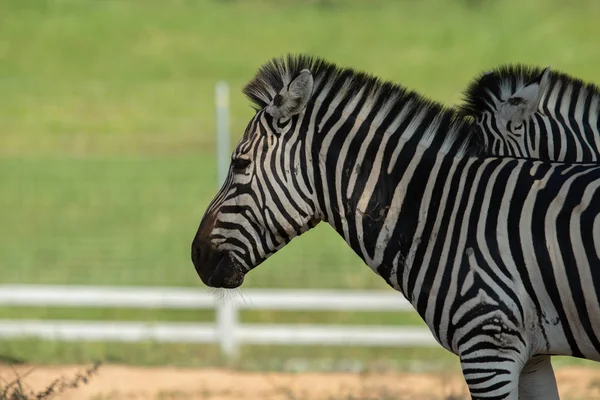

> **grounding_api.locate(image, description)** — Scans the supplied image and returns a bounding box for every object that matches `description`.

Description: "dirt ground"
[1,364,600,400]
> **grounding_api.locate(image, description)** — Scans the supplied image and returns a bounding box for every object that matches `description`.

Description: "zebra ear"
[498,66,551,125]
[266,69,314,119]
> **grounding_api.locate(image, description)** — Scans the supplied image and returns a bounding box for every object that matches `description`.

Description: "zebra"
[459,66,600,386]
[190,54,600,399]
[459,64,600,162]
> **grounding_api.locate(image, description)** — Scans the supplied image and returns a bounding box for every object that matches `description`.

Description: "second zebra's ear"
[266,69,314,120]
[498,66,551,126]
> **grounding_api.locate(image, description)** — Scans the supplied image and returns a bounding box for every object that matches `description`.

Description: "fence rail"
[0,285,437,358]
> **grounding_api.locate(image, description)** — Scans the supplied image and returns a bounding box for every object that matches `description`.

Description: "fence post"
[216,296,238,360]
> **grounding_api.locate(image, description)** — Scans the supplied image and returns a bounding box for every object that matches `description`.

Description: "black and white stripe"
[460,64,600,162]
[191,55,600,399]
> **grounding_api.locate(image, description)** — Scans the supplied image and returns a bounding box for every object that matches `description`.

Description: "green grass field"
[1,0,600,368]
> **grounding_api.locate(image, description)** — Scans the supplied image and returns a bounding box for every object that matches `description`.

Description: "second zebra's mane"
[460,64,600,116]
[243,54,483,157]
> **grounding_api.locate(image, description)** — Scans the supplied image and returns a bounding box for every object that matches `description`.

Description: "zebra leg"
[518,355,559,400]
[459,353,522,400]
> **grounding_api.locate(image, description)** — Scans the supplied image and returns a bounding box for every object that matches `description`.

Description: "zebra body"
[460,64,600,162]
[191,55,600,399]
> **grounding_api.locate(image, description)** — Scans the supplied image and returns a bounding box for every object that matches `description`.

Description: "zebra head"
[496,67,551,135]
[461,65,551,157]
[191,67,319,288]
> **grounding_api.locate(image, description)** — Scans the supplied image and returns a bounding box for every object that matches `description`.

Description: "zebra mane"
[459,64,600,116]
[243,54,482,156]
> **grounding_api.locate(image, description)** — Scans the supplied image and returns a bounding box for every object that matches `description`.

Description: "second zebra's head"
[191,59,321,288]
[460,64,551,157]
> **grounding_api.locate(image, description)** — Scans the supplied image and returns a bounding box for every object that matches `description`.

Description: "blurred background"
[1,0,599,372]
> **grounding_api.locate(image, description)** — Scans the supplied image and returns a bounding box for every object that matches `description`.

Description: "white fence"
[0,285,437,358]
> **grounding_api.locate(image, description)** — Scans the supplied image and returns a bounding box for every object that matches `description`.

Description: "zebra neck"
[312,130,454,293]
[300,80,477,292]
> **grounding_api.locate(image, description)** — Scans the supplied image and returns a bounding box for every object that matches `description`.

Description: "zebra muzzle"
[208,254,245,289]
[191,239,244,289]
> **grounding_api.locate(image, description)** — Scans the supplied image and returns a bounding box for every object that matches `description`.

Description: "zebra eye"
[232,157,251,171]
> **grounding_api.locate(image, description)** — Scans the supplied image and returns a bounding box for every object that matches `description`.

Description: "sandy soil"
[1,364,599,400]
